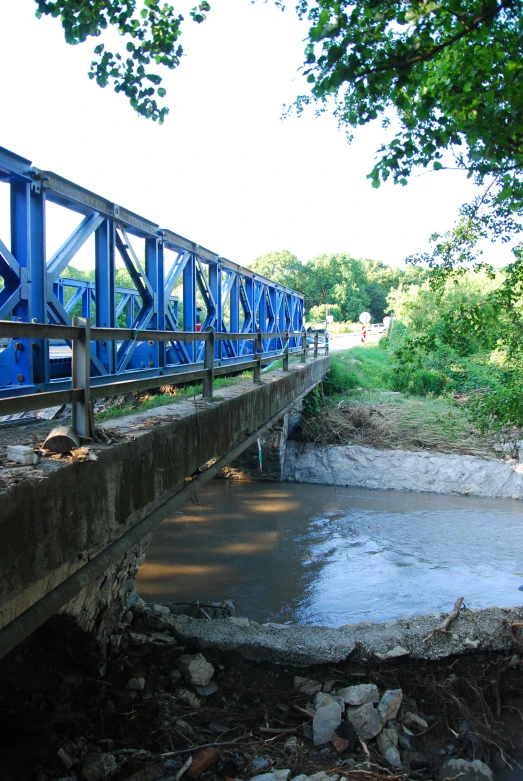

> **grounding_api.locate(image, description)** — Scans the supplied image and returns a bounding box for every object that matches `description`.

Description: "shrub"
[392,366,446,396]
[323,358,360,395]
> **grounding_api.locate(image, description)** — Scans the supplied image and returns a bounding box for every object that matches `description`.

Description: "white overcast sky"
[0,0,515,270]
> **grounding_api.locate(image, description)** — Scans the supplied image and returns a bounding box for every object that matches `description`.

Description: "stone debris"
[178,653,215,687]
[403,711,429,731]
[378,688,403,723]
[346,701,383,740]
[126,677,146,691]
[439,759,494,781]
[377,727,402,767]
[194,680,218,697]
[175,687,201,708]
[7,444,38,465]
[312,700,342,745]
[375,645,410,660]
[251,771,290,781]
[252,756,271,772]
[463,637,480,649]
[336,683,379,706]
[81,752,118,781]
[0,600,509,781]
[293,675,323,695]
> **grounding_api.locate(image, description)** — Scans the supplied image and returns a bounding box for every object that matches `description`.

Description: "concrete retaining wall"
[284,441,523,498]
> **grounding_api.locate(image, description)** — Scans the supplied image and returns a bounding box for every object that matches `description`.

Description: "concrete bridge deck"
[0,357,328,657]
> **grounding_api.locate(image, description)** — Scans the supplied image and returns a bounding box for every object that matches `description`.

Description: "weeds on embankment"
[303,342,496,457]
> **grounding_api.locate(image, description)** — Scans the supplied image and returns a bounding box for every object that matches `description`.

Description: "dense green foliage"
[386,271,523,433]
[249,250,427,322]
[34,0,210,122]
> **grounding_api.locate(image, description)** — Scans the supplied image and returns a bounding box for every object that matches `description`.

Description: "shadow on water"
[137,480,523,626]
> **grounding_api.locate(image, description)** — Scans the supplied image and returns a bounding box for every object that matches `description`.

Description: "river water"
[137,480,523,626]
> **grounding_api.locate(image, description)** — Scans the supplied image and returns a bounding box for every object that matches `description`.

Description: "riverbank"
[3,598,523,781]
[306,344,500,458]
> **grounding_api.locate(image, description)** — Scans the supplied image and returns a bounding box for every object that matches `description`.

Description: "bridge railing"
[0,145,306,403]
[0,318,328,436]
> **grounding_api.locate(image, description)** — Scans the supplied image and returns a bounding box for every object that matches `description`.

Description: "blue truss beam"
[0,146,305,397]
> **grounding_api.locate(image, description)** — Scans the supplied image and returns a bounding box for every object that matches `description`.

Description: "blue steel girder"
[0,145,305,396]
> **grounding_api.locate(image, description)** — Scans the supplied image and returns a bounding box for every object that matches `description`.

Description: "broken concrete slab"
[167,605,523,665]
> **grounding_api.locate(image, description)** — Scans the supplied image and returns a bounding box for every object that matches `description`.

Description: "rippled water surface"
[137,481,523,625]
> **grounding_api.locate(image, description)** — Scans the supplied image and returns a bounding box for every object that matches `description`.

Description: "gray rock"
[315,691,337,709]
[128,632,148,645]
[346,702,382,740]
[126,677,145,691]
[463,637,480,650]
[309,774,338,781]
[178,653,214,687]
[284,736,298,755]
[81,753,118,781]
[170,670,182,684]
[195,680,218,697]
[378,689,403,723]
[336,683,379,706]
[377,728,401,767]
[252,757,271,772]
[175,687,201,708]
[375,646,410,661]
[251,771,290,781]
[403,711,428,731]
[152,603,171,616]
[294,676,323,695]
[439,759,493,781]
[313,701,342,745]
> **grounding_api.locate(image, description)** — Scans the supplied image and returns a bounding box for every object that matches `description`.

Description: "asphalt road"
[328,331,381,352]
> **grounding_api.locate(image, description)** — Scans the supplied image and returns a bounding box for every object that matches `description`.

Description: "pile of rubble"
[1,600,521,781]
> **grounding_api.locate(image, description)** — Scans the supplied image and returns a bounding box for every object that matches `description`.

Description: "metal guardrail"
[0,319,328,436]
[0,145,306,402]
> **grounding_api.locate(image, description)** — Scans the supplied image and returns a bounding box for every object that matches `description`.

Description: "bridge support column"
[219,403,302,481]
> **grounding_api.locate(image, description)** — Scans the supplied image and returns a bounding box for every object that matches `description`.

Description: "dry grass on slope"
[300,396,497,457]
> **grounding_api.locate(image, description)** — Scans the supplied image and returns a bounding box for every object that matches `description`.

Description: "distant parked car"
[368,323,386,333]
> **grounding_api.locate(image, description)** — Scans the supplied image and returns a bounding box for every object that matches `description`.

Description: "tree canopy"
[35,0,210,122]
[249,250,427,322]
[294,0,523,261]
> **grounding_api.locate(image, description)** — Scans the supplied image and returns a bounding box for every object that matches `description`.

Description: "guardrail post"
[283,330,289,371]
[302,329,308,362]
[203,327,215,400]
[253,328,263,383]
[314,332,319,359]
[72,316,93,438]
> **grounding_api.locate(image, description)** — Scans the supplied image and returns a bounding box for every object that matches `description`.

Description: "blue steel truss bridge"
[0,146,308,418]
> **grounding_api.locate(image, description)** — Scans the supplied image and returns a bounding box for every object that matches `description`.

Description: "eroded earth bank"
[2,593,523,781]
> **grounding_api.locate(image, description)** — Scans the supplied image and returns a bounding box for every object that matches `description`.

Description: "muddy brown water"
[137,480,523,626]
